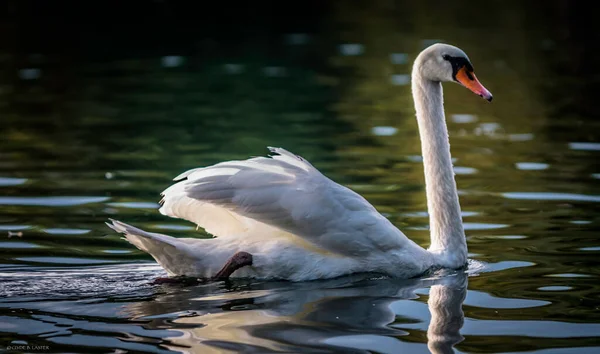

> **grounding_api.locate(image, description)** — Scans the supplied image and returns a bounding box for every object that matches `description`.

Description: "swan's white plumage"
[159,147,420,258]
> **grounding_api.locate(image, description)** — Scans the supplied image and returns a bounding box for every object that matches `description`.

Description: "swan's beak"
[456,67,493,102]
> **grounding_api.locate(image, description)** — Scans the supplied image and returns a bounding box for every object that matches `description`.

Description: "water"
[1,1,599,353]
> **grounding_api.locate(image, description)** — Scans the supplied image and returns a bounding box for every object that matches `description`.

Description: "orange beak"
[455,67,493,102]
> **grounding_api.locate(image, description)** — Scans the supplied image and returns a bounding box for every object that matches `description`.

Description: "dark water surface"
[1,1,599,353]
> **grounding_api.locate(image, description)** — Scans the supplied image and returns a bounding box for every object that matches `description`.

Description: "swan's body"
[107,43,492,281]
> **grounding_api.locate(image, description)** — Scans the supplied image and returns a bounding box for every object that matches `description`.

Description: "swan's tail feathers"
[106,219,202,277]
[106,219,177,253]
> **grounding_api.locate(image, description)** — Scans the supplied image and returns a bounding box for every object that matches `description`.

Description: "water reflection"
[0,264,469,352]
[125,272,467,353]
[427,278,466,354]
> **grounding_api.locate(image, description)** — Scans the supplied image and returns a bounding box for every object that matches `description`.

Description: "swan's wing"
[159,147,410,257]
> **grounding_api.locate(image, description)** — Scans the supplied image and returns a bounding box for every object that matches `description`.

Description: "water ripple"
[107,202,160,209]
[0,196,109,206]
[43,228,91,235]
[0,177,28,186]
[569,142,600,151]
[502,192,600,202]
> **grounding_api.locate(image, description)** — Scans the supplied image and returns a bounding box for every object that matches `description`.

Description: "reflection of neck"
[411,69,467,267]
[426,278,467,353]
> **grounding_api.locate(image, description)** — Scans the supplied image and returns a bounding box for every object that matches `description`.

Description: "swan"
[107,43,492,281]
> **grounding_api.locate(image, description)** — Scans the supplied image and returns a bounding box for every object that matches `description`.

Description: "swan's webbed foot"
[212,251,254,281]
[151,251,253,285]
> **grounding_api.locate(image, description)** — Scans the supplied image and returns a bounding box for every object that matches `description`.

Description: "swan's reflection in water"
[126,272,467,353]
[427,276,466,354]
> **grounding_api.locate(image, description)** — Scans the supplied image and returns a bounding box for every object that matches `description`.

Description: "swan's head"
[414,43,493,102]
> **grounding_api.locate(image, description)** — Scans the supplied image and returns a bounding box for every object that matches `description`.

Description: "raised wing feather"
[160,147,410,257]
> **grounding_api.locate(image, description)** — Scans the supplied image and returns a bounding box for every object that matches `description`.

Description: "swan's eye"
[442,54,451,61]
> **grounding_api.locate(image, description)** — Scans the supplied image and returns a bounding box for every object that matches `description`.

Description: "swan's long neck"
[411,71,467,267]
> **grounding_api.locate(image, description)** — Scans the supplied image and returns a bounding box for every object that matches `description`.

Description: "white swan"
[107,43,492,281]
